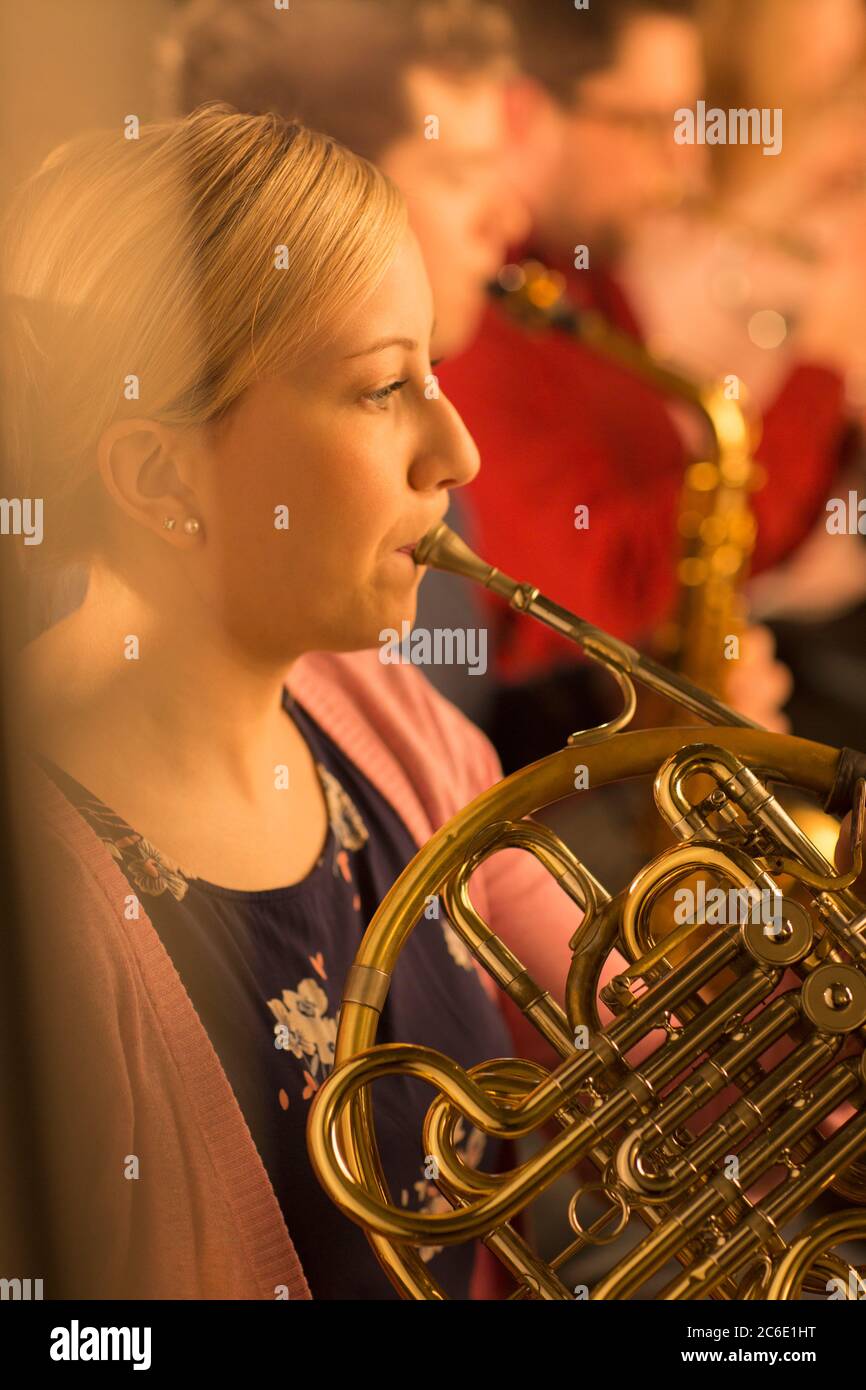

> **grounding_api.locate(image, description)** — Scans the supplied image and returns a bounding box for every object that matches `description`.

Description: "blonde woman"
[2,105,581,1300]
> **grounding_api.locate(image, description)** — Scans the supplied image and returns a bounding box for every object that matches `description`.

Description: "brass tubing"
[659,1067,866,1301]
[620,839,781,965]
[566,891,628,1035]
[655,744,866,962]
[312,1042,643,1243]
[312,964,774,1245]
[616,1015,838,1201]
[413,524,762,732]
[317,726,848,1297]
[766,1211,866,1300]
[591,1062,862,1300]
[423,1059,549,1199]
[307,520,866,1297]
[306,521,855,1302]
[442,819,609,1059]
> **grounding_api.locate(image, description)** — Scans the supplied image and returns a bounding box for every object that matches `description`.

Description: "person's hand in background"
[793,189,866,387]
[725,623,793,731]
[748,486,866,625]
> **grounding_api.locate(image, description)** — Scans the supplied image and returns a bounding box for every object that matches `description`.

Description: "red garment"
[439,257,850,682]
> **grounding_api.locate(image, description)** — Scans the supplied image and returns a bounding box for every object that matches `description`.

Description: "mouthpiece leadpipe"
[413,521,761,732]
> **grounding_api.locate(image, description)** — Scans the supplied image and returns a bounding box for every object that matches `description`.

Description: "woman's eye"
[363,378,409,409]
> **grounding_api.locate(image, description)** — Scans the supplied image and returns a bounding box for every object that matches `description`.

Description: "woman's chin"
[379,594,418,636]
[328,599,417,656]
[378,571,420,624]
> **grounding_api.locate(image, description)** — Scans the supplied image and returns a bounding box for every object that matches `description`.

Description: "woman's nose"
[409,392,481,493]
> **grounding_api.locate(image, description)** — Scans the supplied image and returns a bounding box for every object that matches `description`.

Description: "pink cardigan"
[12,648,580,1300]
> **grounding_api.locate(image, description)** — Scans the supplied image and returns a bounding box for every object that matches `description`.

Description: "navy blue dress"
[33,688,513,1299]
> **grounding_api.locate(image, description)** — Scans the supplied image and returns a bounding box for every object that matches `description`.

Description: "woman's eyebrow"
[343,336,418,359]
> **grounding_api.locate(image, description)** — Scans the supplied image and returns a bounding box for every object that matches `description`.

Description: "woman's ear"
[96,419,202,545]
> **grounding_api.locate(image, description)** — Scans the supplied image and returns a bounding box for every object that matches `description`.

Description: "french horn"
[306,523,866,1300]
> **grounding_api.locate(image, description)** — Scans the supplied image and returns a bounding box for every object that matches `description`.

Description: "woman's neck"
[17,561,302,805]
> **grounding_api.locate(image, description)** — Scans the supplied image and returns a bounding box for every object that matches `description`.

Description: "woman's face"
[183,232,480,661]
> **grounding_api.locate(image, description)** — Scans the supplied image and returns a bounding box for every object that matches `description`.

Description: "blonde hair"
[0,103,407,580]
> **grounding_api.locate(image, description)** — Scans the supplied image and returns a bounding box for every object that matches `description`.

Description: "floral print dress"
[33,688,513,1299]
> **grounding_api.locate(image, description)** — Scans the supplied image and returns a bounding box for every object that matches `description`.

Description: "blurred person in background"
[158,0,526,363]
[620,0,866,749]
[438,0,853,770]
[160,0,795,771]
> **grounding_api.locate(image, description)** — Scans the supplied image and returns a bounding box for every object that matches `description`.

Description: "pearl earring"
[182,517,201,535]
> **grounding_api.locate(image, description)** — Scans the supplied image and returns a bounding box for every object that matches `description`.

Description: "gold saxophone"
[488,262,845,862]
[487,259,761,700]
[307,523,866,1300]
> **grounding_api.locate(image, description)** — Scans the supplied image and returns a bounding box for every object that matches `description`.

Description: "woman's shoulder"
[13,749,129,906]
[8,748,146,1014]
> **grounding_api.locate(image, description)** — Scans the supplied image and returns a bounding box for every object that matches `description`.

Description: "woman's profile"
[1,103,577,1299]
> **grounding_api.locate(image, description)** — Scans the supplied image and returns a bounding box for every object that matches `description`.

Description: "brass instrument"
[307,522,866,1300]
[490,261,846,865]
[489,260,760,699]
